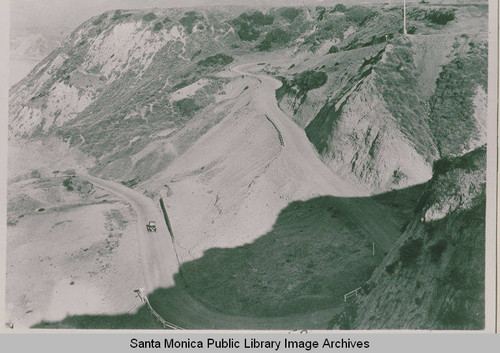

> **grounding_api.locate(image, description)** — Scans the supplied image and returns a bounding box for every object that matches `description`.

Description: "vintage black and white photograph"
[4,0,497,331]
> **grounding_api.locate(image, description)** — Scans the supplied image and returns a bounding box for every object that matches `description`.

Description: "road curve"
[81,172,179,293]
[74,61,402,329]
[231,62,401,252]
[80,171,342,329]
[231,62,366,198]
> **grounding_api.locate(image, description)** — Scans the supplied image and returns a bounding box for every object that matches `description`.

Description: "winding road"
[76,61,401,329]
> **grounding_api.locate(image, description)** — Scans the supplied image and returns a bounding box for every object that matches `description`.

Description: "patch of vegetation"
[62,177,76,191]
[30,170,41,178]
[197,53,234,68]
[275,76,295,102]
[174,98,201,116]
[409,8,455,26]
[328,45,340,54]
[398,238,423,267]
[111,10,131,21]
[429,41,488,157]
[231,11,274,41]
[37,208,45,212]
[236,23,261,41]
[278,7,301,22]
[163,16,170,24]
[142,13,157,22]
[92,13,107,26]
[257,28,292,51]
[180,11,203,34]
[121,178,139,188]
[153,22,163,31]
[333,4,347,13]
[385,260,398,274]
[292,70,328,93]
[316,6,326,21]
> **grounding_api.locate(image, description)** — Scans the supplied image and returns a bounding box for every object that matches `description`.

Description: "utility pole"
[403,0,407,35]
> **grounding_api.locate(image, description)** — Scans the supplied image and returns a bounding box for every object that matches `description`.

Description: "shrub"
[175,98,201,116]
[292,70,328,93]
[257,28,292,51]
[66,185,74,191]
[197,53,234,67]
[142,13,157,22]
[30,170,41,178]
[180,11,203,34]
[316,6,326,21]
[426,8,455,25]
[232,11,273,41]
[328,45,339,54]
[236,23,260,41]
[153,22,163,31]
[62,178,72,187]
[429,239,447,263]
[162,16,170,24]
[333,4,347,13]
[398,238,423,267]
[38,208,45,212]
[385,260,398,274]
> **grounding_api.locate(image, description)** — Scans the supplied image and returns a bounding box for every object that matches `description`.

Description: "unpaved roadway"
[75,61,402,329]
[81,172,343,329]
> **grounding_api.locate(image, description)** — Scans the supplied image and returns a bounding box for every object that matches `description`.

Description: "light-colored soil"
[6,166,145,329]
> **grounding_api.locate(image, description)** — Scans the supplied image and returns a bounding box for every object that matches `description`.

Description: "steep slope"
[331,146,486,330]
[276,5,488,194]
[8,6,357,181]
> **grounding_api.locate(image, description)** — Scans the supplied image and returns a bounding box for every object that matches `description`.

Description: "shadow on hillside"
[32,183,427,330]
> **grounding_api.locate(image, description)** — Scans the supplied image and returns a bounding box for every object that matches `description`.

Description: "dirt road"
[231,62,400,252]
[81,172,342,329]
[232,62,366,198]
[81,173,179,292]
[72,62,401,329]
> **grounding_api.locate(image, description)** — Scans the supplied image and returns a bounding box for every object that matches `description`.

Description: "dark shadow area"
[33,184,427,329]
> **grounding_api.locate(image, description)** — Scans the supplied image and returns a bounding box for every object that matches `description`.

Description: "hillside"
[331,146,486,330]
[275,5,488,193]
[7,2,490,330]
